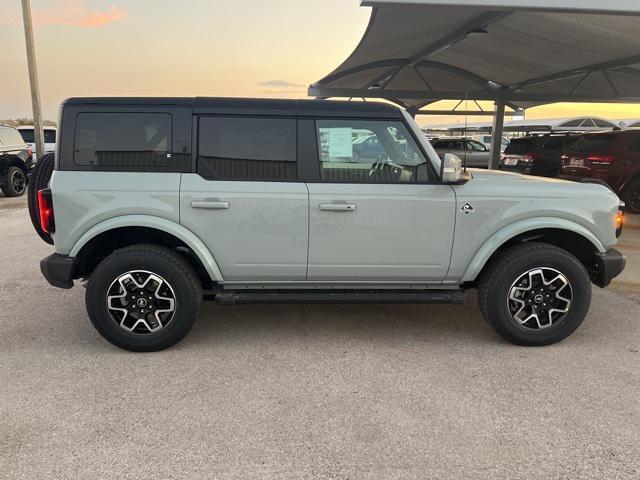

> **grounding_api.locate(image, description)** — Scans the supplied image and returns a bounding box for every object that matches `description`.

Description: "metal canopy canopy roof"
[428,116,619,133]
[309,0,640,113]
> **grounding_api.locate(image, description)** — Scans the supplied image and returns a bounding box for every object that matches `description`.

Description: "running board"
[212,289,467,306]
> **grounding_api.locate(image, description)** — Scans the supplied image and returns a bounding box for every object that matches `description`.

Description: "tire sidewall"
[86,250,199,351]
[486,249,591,345]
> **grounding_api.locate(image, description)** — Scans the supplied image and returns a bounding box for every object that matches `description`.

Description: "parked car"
[33,97,625,351]
[561,130,640,213]
[472,134,510,153]
[500,134,581,177]
[352,134,385,161]
[17,126,56,160]
[431,137,491,168]
[0,125,33,197]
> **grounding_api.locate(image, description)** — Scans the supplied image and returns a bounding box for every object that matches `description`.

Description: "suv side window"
[197,117,297,181]
[316,119,431,183]
[44,130,57,143]
[467,140,486,152]
[74,113,171,167]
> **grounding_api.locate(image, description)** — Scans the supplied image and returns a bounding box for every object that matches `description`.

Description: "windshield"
[401,110,442,174]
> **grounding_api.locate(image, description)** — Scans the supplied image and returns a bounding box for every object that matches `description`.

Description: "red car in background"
[561,130,640,213]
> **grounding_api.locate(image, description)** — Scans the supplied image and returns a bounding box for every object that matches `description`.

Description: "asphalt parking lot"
[1,193,638,480]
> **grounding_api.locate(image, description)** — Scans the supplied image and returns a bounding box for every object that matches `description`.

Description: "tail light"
[520,152,540,164]
[38,188,55,234]
[587,154,614,165]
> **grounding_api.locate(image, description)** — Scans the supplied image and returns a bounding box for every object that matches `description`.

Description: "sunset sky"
[2,0,639,126]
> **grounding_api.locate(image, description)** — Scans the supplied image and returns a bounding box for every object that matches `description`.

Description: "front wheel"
[86,245,202,352]
[478,242,591,346]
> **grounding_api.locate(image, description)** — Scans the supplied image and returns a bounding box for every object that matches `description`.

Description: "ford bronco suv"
[31,98,626,351]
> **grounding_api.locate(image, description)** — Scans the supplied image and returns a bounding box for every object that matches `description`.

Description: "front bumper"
[40,253,75,289]
[592,249,626,288]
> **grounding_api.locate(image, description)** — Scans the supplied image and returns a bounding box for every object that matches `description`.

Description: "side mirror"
[441,153,463,183]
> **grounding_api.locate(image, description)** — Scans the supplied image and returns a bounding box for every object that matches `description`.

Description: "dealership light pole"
[20,0,45,160]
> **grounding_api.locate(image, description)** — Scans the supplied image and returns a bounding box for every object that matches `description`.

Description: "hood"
[459,168,618,199]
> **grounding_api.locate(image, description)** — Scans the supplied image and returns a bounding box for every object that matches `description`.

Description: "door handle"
[319,203,356,212]
[191,200,230,210]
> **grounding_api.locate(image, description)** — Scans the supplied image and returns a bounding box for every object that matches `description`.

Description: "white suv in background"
[17,126,57,160]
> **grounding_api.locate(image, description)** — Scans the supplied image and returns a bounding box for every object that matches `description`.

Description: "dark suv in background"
[500,134,581,178]
[0,125,33,197]
[561,130,640,213]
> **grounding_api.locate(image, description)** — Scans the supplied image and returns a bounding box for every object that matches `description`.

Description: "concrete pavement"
[1,194,638,479]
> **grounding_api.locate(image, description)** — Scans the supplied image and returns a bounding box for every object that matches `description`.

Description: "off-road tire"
[27,153,55,244]
[1,166,27,197]
[86,244,202,352]
[478,242,591,346]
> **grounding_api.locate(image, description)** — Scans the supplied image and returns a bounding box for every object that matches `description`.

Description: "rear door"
[306,118,456,282]
[180,116,309,281]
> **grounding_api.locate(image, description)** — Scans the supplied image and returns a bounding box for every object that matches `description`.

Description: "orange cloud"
[33,1,124,28]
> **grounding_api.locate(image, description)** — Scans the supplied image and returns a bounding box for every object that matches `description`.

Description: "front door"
[465,140,491,168]
[180,116,308,281]
[307,119,456,282]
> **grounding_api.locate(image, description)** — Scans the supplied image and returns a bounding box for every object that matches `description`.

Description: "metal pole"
[489,97,506,169]
[20,0,45,160]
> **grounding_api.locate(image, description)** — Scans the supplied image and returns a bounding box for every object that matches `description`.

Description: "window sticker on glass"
[328,128,353,158]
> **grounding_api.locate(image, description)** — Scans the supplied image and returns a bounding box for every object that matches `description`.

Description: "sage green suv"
[31,97,625,351]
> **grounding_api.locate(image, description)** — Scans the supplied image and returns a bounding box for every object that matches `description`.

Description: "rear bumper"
[499,164,532,175]
[593,248,626,288]
[40,253,75,289]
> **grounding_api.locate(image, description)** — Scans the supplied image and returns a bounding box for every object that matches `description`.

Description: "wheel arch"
[462,218,605,284]
[70,215,224,285]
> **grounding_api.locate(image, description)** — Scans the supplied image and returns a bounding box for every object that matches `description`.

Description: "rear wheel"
[1,166,27,197]
[478,242,591,346]
[623,177,640,214]
[86,245,202,352]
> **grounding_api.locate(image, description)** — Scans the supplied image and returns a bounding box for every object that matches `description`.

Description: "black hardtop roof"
[62,97,403,118]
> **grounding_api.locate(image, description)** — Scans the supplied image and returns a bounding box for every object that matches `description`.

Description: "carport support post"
[20,0,45,160]
[489,97,506,170]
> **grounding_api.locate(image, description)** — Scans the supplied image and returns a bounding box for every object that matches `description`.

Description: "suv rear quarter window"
[74,113,172,168]
[197,117,297,181]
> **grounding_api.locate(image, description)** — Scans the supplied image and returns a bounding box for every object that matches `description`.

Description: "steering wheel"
[369,155,402,181]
